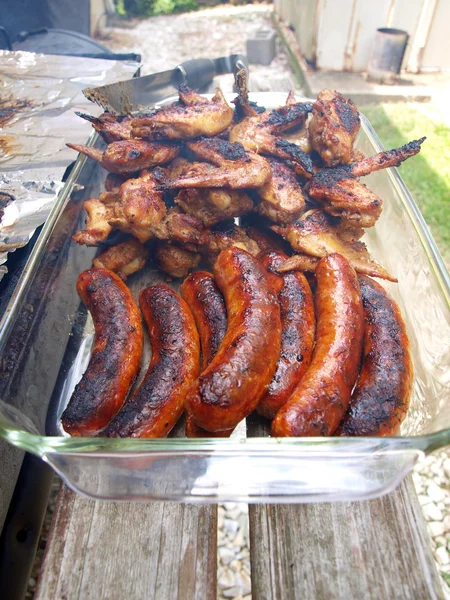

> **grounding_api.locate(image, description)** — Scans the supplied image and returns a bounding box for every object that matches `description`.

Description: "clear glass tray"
[0,93,449,503]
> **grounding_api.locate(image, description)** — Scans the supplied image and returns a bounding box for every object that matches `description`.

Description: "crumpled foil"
[0,51,139,279]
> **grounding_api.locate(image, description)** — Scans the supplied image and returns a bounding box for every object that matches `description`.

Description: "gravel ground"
[26,5,450,598]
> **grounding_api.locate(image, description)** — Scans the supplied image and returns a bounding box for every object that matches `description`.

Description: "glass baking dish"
[0,92,449,503]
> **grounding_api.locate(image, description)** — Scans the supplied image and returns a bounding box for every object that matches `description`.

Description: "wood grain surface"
[247,414,443,600]
[34,484,217,600]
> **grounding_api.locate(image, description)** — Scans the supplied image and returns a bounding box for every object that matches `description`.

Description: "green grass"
[360,103,450,267]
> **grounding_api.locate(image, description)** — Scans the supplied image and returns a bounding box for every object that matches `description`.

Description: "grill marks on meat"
[61,269,144,436]
[165,138,272,189]
[199,224,261,264]
[229,92,313,178]
[175,188,253,226]
[181,271,233,437]
[109,171,166,242]
[272,253,364,437]
[307,138,425,227]
[257,251,316,419]
[257,158,306,224]
[273,210,397,282]
[93,238,149,280]
[67,140,179,174]
[337,275,413,436]
[154,242,201,279]
[131,86,233,140]
[185,247,282,432]
[309,89,360,167]
[104,284,200,438]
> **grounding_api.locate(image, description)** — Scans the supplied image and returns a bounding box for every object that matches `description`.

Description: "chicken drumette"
[93,238,149,280]
[257,158,306,224]
[308,89,361,167]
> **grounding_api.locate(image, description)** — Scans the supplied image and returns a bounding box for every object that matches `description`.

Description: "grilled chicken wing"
[93,238,149,280]
[200,224,260,264]
[72,191,120,246]
[154,242,201,278]
[67,140,179,174]
[109,171,166,242]
[272,209,396,281]
[175,188,253,226]
[229,94,313,178]
[307,137,425,227]
[164,138,272,189]
[131,86,233,140]
[309,89,360,167]
[75,112,133,143]
[257,158,306,224]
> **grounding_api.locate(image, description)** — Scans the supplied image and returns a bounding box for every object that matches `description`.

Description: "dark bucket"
[368,28,409,83]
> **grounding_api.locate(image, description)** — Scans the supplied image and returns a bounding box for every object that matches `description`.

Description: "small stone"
[429,522,446,537]
[223,585,243,598]
[232,529,245,548]
[230,559,242,573]
[444,516,450,531]
[243,596,252,600]
[241,570,252,595]
[423,503,443,522]
[443,458,450,479]
[224,518,239,535]
[224,502,237,511]
[218,570,236,590]
[435,546,450,565]
[428,482,447,503]
[435,534,447,546]
[219,547,236,565]
[418,494,431,506]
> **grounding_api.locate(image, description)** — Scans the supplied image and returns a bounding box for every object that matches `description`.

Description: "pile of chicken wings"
[69,73,424,283]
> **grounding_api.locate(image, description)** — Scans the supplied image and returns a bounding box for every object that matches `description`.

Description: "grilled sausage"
[257,251,316,419]
[104,284,200,438]
[337,275,413,436]
[61,268,143,436]
[185,247,282,432]
[272,253,363,436]
[180,271,233,438]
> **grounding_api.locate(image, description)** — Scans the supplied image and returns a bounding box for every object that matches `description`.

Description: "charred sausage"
[272,253,364,437]
[61,268,143,436]
[257,251,316,419]
[337,275,413,436]
[180,271,233,438]
[104,284,200,438]
[185,247,282,432]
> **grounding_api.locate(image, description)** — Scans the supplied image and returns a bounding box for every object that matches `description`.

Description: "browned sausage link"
[180,271,233,438]
[337,275,413,436]
[61,268,143,437]
[272,253,363,437]
[185,247,282,432]
[257,251,316,419]
[104,284,200,438]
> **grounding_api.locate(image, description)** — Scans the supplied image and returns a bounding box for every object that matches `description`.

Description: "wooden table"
[34,476,443,600]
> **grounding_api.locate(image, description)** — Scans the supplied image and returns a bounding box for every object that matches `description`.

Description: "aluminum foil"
[0,50,139,279]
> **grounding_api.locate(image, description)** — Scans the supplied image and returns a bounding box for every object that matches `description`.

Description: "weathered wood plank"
[247,416,443,600]
[35,485,217,600]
